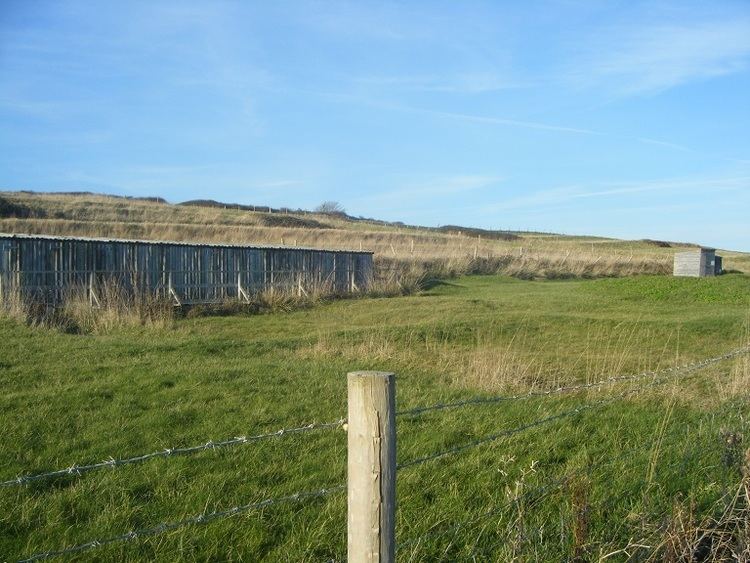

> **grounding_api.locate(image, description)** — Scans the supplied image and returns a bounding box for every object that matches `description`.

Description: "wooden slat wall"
[0,235,374,305]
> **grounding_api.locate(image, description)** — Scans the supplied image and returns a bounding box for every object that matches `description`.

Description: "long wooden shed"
[673,248,722,277]
[0,233,374,305]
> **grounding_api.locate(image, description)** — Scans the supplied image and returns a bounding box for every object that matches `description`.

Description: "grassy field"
[2,274,750,561]
[4,190,748,280]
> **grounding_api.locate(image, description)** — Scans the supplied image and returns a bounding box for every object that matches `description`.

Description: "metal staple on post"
[347,371,396,563]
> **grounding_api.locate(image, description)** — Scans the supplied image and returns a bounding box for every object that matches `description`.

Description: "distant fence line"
[6,346,749,561]
[0,233,374,306]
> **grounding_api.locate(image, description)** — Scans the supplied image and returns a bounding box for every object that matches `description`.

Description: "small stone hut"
[673,248,722,277]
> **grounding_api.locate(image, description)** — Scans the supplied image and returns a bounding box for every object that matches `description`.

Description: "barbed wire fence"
[18,486,346,563]
[396,395,750,561]
[1,419,346,488]
[5,345,749,562]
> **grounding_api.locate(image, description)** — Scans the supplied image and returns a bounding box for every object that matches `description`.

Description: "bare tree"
[315,201,346,215]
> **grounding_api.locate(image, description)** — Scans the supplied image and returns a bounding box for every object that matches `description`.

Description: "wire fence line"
[326,472,572,563]
[399,474,574,558]
[464,411,748,563]
[1,419,346,488]
[396,355,721,471]
[11,346,744,489]
[396,394,744,557]
[396,345,750,418]
[7,347,747,560]
[336,387,729,563]
[18,484,346,562]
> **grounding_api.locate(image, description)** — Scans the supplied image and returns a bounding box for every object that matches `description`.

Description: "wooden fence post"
[88,272,100,307]
[347,371,396,563]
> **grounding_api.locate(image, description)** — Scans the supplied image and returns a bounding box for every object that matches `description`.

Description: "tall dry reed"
[0,281,174,333]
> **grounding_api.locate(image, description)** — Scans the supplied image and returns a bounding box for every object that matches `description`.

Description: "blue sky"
[1,1,749,250]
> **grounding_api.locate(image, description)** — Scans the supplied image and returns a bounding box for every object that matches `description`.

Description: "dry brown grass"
[0,285,29,324]
[61,283,174,333]
[0,267,414,333]
[0,190,727,283]
[636,451,750,562]
[569,476,592,562]
[453,320,674,392]
[718,315,750,401]
[725,352,750,399]
[0,281,174,333]
[298,320,694,397]
[181,274,410,319]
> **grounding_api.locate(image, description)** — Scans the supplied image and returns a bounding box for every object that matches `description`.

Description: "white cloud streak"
[352,72,527,94]
[477,174,750,213]
[571,19,750,95]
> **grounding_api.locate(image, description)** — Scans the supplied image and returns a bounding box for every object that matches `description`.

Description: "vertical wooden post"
[88,272,100,307]
[347,371,396,563]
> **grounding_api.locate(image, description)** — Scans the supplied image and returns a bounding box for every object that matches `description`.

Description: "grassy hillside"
[1,274,749,560]
[3,191,747,279]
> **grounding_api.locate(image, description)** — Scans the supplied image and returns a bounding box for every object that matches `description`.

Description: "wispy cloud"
[0,1,272,135]
[311,91,598,135]
[353,72,526,94]
[571,19,750,95]
[635,137,750,165]
[636,137,694,153]
[310,88,747,164]
[418,107,597,134]
[477,174,750,213]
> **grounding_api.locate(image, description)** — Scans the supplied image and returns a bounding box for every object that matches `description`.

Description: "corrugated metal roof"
[0,232,374,255]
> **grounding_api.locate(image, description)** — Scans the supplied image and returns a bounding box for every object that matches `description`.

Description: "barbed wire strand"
[398,383,743,557]
[7,348,745,488]
[397,355,722,471]
[397,346,749,418]
[10,348,747,560]
[464,411,744,562]
[18,484,345,562]
[399,472,572,557]
[2,419,346,488]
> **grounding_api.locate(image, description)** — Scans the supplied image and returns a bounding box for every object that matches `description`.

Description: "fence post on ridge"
[347,371,396,563]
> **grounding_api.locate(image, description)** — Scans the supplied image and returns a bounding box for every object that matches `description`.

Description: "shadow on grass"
[420,278,467,291]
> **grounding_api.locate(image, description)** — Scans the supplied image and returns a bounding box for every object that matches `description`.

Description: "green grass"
[1,275,750,561]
